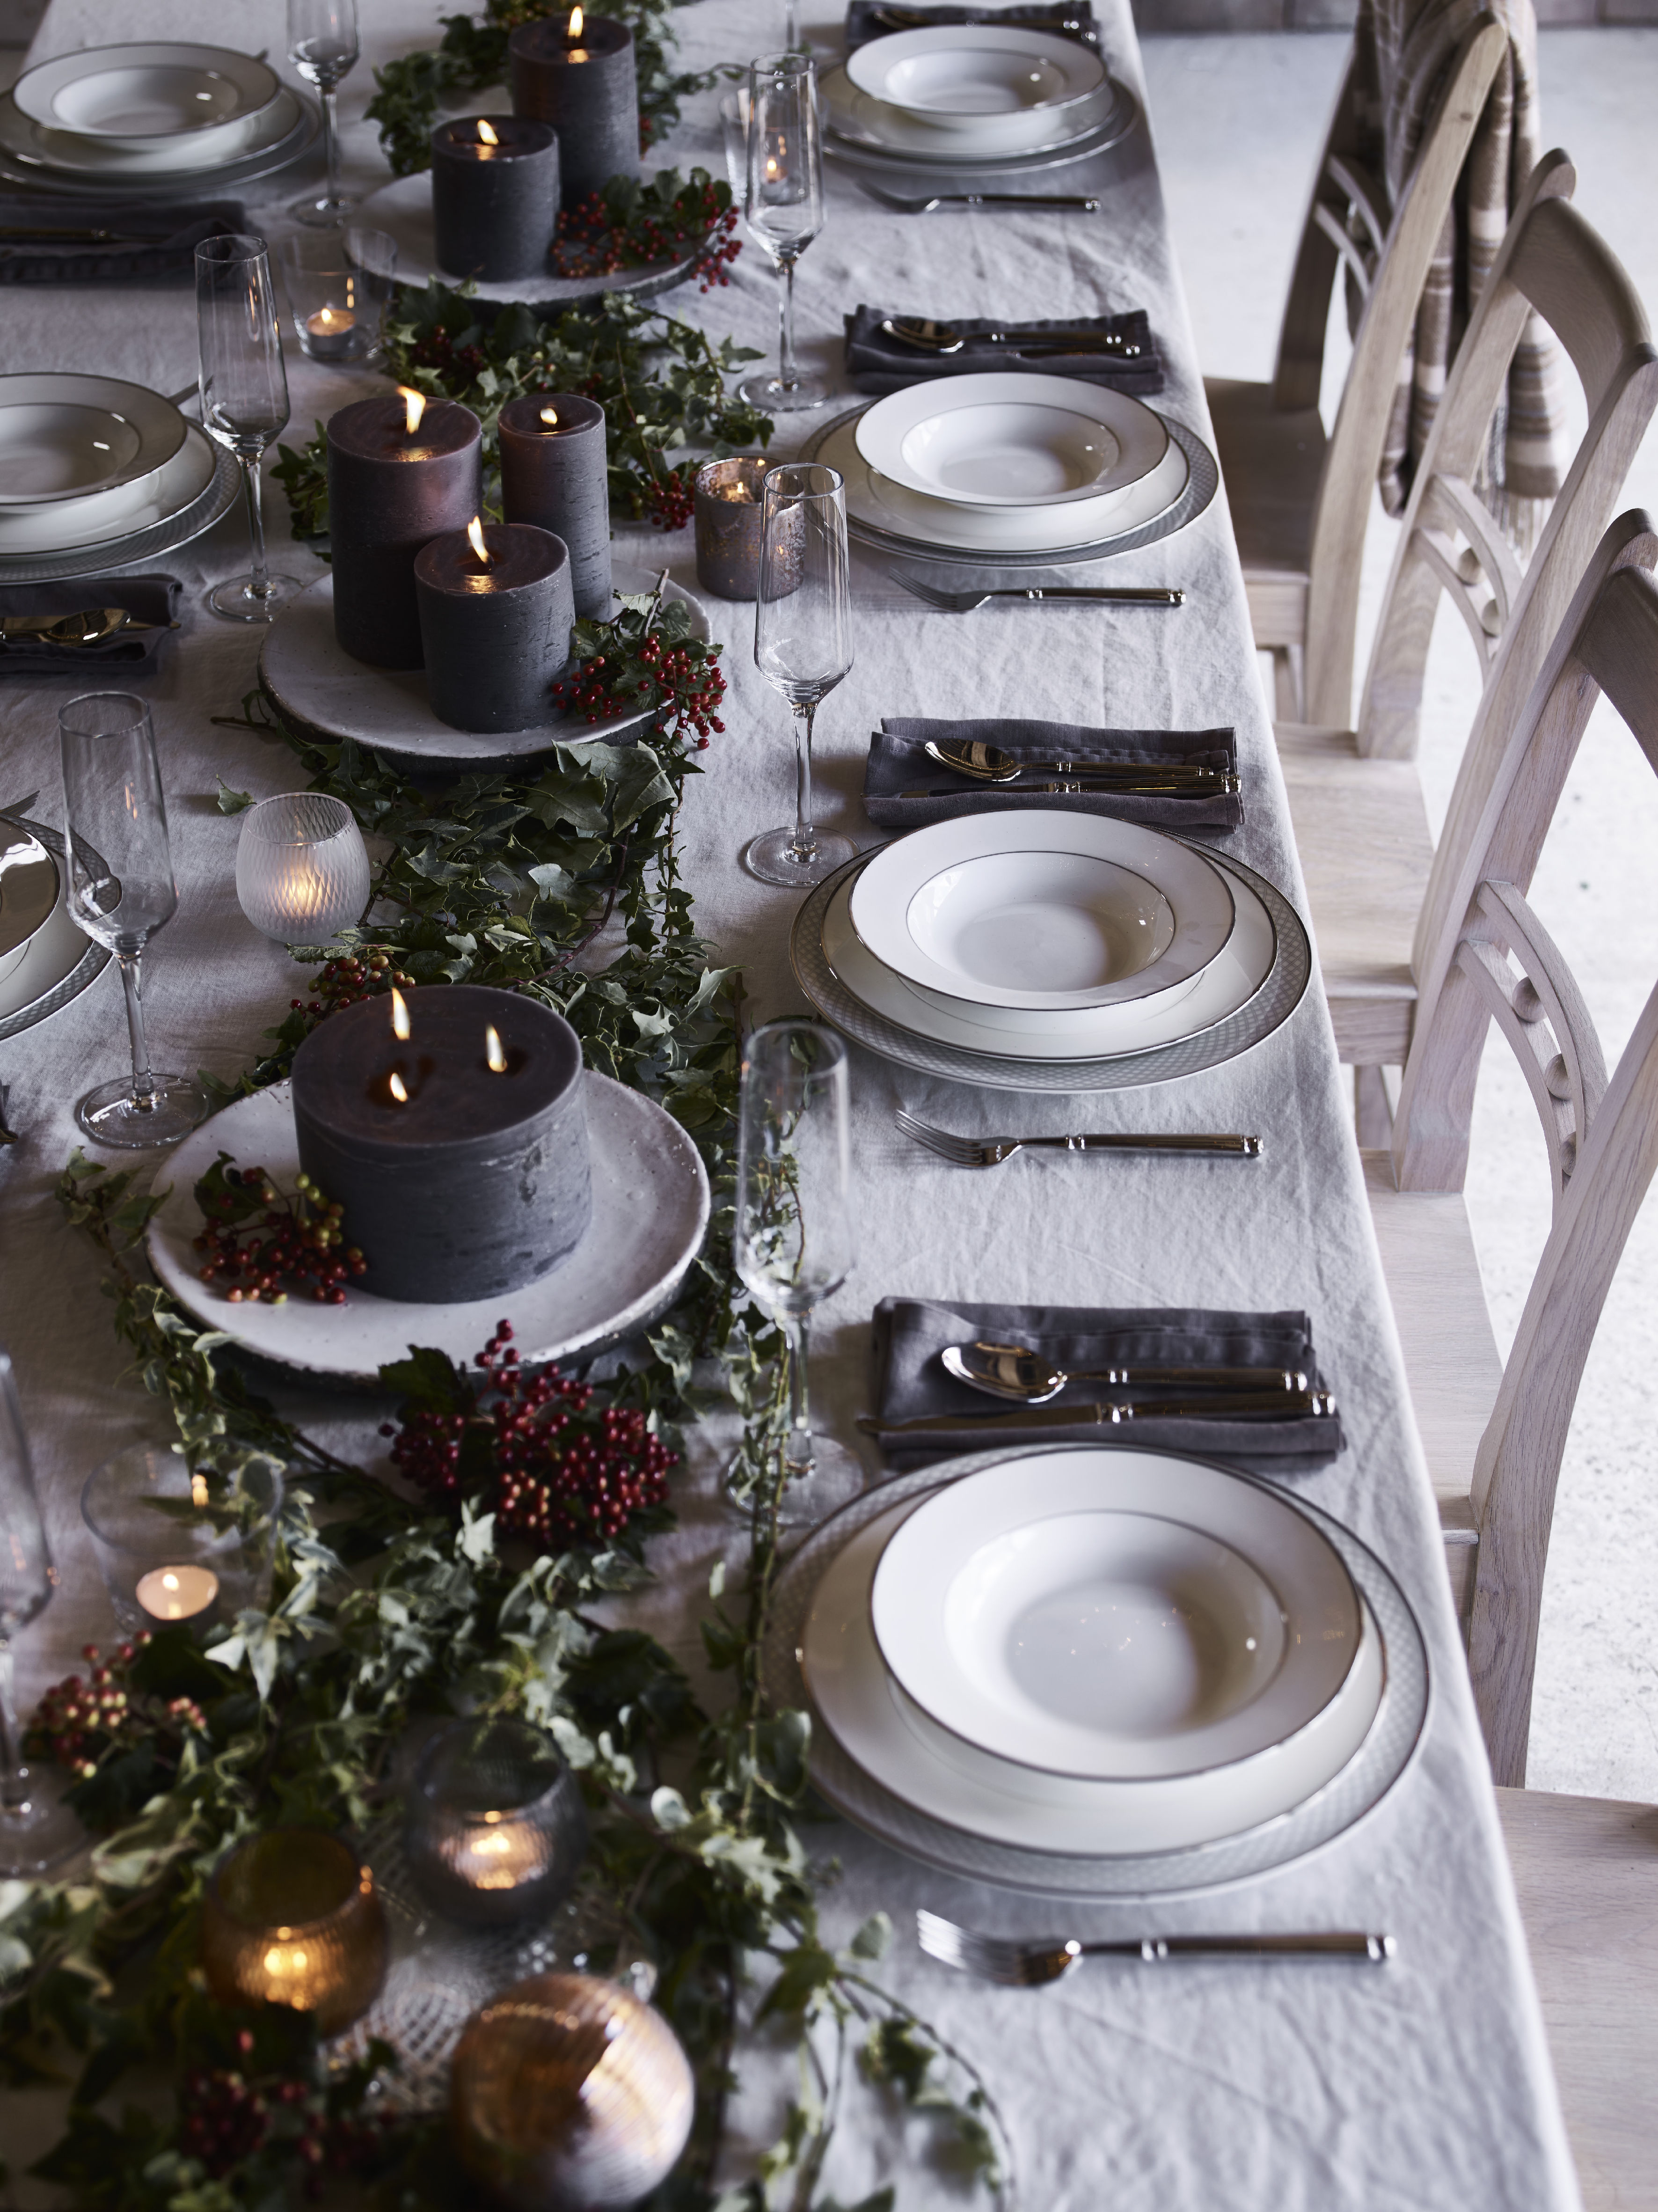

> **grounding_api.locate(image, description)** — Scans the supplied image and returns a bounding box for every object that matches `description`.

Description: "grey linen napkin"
[865,718,1242,832]
[0,577,182,675]
[871,1297,1343,1461]
[0,197,246,284]
[846,1,1100,50]
[845,306,1162,398]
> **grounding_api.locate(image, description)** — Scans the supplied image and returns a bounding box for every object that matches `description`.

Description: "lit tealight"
[398,385,427,435]
[485,1025,508,1073]
[135,1564,220,1622]
[391,986,412,1042]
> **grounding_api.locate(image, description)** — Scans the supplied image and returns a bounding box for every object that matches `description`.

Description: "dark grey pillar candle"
[498,393,612,619]
[291,984,592,1304]
[415,520,574,733]
[430,114,559,283]
[509,15,639,208]
[326,395,482,669]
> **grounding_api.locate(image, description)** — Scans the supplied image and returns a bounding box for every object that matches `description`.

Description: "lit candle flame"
[539,404,559,427]
[485,1025,508,1073]
[318,307,339,329]
[398,385,426,434]
[568,4,583,35]
[466,514,493,567]
[191,1472,209,1508]
[388,1070,409,1104]
[390,987,411,1041]
[476,117,499,145]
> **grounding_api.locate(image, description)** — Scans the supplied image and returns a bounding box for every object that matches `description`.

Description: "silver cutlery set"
[918,1912,1396,1985]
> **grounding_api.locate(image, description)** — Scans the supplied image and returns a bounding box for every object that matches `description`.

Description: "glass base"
[743,827,859,888]
[0,1787,83,1878]
[76,1071,212,1150]
[290,193,354,228]
[726,1434,867,1531]
[737,370,830,414]
[207,571,303,624]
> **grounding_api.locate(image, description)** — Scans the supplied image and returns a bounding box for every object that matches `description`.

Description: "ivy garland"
[0,690,1014,2211]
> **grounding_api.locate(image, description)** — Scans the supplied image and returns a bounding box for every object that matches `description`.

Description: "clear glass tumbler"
[235,792,372,944]
[80,1446,284,1636]
[279,227,396,365]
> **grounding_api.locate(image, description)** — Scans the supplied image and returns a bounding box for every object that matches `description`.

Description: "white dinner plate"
[0,373,186,511]
[844,26,1108,152]
[14,42,281,155]
[855,374,1169,511]
[821,61,1119,164]
[146,1077,711,1386]
[0,826,59,985]
[800,1494,1385,1856]
[0,420,215,556]
[822,858,1273,1059]
[869,1452,1361,1780]
[848,810,1236,1012]
[0,818,110,1042]
[0,82,300,177]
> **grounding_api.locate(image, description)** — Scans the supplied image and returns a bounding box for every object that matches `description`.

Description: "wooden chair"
[1205,15,1506,725]
[1277,152,1658,1139]
[1363,513,1658,1785]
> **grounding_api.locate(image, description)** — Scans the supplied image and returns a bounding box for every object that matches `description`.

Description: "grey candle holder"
[695,455,797,601]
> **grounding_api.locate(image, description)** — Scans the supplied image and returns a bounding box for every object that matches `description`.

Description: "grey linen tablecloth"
[0,2,1580,2207]
[864,715,1242,828]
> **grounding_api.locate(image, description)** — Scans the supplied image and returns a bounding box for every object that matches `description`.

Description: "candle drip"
[466,515,495,570]
[398,385,427,435]
[391,987,412,1042]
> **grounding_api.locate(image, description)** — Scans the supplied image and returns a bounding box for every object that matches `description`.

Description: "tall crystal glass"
[197,234,299,623]
[59,693,208,1148]
[0,1349,81,1875]
[733,1021,862,1527]
[287,0,360,226]
[738,53,827,413]
[745,463,857,888]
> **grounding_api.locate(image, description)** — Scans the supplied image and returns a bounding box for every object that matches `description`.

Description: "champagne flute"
[288,0,361,227]
[59,693,208,1149]
[738,53,828,413]
[745,463,858,887]
[0,1349,81,1876]
[733,1021,862,1528]
[196,234,299,623]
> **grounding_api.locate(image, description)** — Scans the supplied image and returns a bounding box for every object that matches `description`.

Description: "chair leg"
[1271,645,1304,722]
[1355,1064,1395,1147]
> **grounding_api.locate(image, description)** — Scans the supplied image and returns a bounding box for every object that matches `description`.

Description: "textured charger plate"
[0,84,320,198]
[0,428,239,586]
[790,844,1309,1092]
[821,66,1139,176]
[0,816,110,1041]
[805,405,1216,570]
[145,1075,711,1384]
[761,1446,1431,1900]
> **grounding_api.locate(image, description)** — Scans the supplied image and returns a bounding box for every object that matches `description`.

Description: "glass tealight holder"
[80,1445,283,1637]
[694,455,784,601]
[405,1716,588,1929]
[279,228,397,365]
[202,1828,387,2034]
[235,791,371,945]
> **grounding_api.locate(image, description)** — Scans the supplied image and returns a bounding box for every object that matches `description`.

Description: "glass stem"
[781,1314,813,1477]
[240,452,271,603]
[790,700,819,862]
[119,951,158,1114]
[0,1641,32,1820]
[321,82,341,206]
[777,252,799,392]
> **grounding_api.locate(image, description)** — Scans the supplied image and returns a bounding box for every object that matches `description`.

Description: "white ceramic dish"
[146,1077,711,1386]
[800,1494,1385,1855]
[821,60,1118,163]
[845,26,1107,152]
[14,42,280,154]
[0,420,214,556]
[0,83,300,178]
[870,1452,1361,1781]
[0,826,59,986]
[0,86,317,200]
[0,818,110,1041]
[0,373,186,511]
[855,374,1169,511]
[848,810,1236,1012]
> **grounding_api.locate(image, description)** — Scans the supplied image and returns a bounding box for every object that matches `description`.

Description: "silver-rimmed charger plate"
[822,66,1139,176]
[0,84,319,200]
[0,426,240,586]
[0,816,110,1042]
[761,1445,1430,1900]
[790,844,1309,1091]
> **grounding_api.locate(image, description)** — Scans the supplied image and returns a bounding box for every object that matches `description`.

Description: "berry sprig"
[26,1635,211,1793]
[380,1320,677,1552]
[178,2038,399,2195]
[553,168,743,293]
[552,581,726,744]
[192,1154,367,1306]
[288,945,417,1025]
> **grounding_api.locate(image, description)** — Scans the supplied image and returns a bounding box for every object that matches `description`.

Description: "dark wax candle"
[431,114,559,283]
[509,12,639,208]
[498,393,612,620]
[291,984,592,1303]
[415,520,574,733]
[326,392,482,669]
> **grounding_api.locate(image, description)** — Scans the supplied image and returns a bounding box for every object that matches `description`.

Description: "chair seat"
[1205,375,1325,646]
[1278,720,1435,1062]
[1496,1786,1658,2210]
[1362,1149,1503,1617]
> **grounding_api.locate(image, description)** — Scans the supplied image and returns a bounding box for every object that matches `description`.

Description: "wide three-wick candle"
[431,114,560,282]
[326,390,482,669]
[509,10,639,207]
[498,394,611,619]
[415,519,575,732]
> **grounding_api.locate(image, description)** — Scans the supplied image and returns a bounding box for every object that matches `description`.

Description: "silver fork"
[890,572,1183,613]
[855,183,1103,215]
[917,1911,1395,1986]
[895,1110,1262,1164]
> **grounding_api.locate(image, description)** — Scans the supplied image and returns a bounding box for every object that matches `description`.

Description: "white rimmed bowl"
[14,42,281,155]
[845,26,1106,152]
[0,374,186,511]
[1,85,300,179]
[856,374,1169,510]
[0,827,60,987]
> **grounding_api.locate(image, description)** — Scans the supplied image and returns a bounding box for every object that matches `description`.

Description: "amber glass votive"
[405,1716,588,1928]
[694,454,780,601]
[202,1829,387,2034]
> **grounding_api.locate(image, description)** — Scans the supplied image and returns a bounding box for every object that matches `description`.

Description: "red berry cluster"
[409,327,485,382]
[178,2038,399,2196]
[381,1320,676,1551]
[179,2066,270,2175]
[553,183,740,292]
[193,1165,366,1306]
[27,1639,148,1778]
[290,946,416,1026]
[552,620,726,745]
[645,465,697,533]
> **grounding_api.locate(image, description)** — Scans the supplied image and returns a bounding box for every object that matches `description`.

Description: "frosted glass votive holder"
[236,792,371,944]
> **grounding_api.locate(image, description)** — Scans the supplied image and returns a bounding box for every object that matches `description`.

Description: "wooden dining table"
[0,0,1583,2204]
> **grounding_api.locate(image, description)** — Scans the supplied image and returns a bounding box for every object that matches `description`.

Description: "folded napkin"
[846,306,1163,397]
[0,576,182,675]
[0,196,247,284]
[865,718,1242,832]
[870,1298,1344,1462]
[846,1,1100,51]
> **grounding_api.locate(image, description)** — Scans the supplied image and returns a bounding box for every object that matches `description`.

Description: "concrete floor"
[1143,28,1658,1801]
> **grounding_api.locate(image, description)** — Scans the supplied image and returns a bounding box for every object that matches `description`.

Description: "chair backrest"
[1386,513,1658,1783]
[1272,15,1507,729]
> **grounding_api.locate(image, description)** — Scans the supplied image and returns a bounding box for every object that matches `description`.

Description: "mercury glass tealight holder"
[450,1971,695,2211]
[694,454,779,601]
[80,1446,283,1637]
[202,1828,388,2035]
[405,1716,588,1929]
[279,228,397,365]
[235,792,372,945]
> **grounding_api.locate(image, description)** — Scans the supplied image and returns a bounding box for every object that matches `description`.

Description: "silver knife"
[860,1392,1337,1436]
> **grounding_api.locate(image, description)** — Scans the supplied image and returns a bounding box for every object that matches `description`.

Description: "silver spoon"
[942,1342,1309,1405]
[879,315,1139,358]
[922,736,1228,788]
